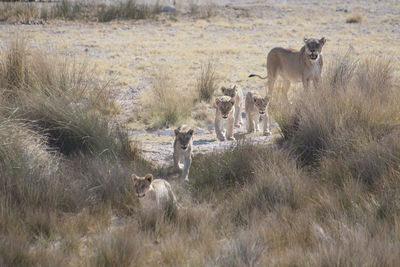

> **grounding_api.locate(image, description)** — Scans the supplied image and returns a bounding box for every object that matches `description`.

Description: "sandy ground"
[1,0,399,165]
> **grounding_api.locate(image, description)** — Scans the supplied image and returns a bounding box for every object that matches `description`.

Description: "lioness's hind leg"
[282,79,291,104]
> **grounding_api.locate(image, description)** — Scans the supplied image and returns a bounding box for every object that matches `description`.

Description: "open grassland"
[0,0,400,266]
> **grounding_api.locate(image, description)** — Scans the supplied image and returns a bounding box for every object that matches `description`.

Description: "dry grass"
[0,0,164,23]
[140,69,193,129]
[1,22,400,266]
[196,60,218,103]
[346,12,363,23]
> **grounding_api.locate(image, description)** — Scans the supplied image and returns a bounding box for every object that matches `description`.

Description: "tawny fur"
[249,37,326,101]
[245,91,271,136]
[173,125,194,181]
[133,174,180,210]
[215,96,236,141]
[221,84,243,128]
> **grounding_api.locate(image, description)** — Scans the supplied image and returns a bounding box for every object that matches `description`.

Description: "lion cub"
[215,96,236,141]
[133,173,180,210]
[245,91,271,136]
[173,125,194,181]
[221,84,243,128]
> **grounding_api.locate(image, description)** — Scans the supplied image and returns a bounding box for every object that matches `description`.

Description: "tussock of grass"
[96,0,162,23]
[140,69,192,129]
[346,12,363,23]
[196,60,218,102]
[0,38,137,158]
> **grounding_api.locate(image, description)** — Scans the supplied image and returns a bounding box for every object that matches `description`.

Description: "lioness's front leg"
[215,117,225,141]
[255,116,260,132]
[247,113,254,133]
[173,149,181,171]
[234,102,242,127]
[302,77,310,91]
[226,117,235,141]
[262,114,271,136]
[181,155,192,181]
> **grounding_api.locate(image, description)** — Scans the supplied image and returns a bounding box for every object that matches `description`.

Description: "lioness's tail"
[248,74,268,80]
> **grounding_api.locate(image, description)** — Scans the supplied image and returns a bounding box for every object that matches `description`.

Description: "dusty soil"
[2,0,399,166]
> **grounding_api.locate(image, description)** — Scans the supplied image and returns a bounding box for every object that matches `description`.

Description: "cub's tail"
[248,74,268,80]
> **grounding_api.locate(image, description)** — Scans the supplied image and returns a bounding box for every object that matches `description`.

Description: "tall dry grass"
[140,69,192,129]
[196,60,218,102]
[1,37,400,265]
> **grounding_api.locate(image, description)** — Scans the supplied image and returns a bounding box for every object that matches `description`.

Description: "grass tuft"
[196,60,218,102]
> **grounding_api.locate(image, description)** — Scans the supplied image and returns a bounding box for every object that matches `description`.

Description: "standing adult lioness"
[249,37,326,101]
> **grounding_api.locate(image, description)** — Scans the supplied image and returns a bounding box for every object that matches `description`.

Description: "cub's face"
[132,174,153,198]
[216,96,235,119]
[221,85,237,98]
[253,96,270,115]
[175,128,194,150]
[304,37,326,61]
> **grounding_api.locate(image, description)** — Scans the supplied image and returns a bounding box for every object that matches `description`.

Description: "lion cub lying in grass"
[215,96,236,141]
[221,84,243,128]
[245,91,271,136]
[173,125,194,181]
[133,173,180,210]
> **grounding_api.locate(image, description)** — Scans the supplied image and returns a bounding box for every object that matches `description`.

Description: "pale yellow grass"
[0,1,397,130]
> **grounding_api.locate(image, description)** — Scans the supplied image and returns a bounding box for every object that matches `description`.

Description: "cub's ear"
[253,96,258,103]
[229,98,235,105]
[215,97,221,105]
[174,128,180,136]
[132,174,139,182]
[145,174,153,184]
[264,95,270,102]
[232,84,236,90]
[221,87,226,94]
[303,36,308,43]
[320,37,326,46]
[188,129,194,136]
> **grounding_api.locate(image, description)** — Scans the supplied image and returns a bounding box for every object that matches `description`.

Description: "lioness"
[215,96,235,141]
[173,125,194,181]
[221,84,243,128]
[249,37,326,100]
[133,173,180,210]
[245,91,271,136]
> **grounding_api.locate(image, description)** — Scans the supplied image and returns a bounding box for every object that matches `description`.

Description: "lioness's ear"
[320,37,326,46]
[188,129,194,136]
[253,96,258,103]
[264,95,270,102]
[174,128,180,136]
[303,36,308,43]
[215,98,221,105]
[145,174,153,184]
[232,84,236,90]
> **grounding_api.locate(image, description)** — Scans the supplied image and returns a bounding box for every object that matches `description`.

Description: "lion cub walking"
[221,85,243,128]
[215,96,235,141]
[173,125,194,181]
[245,91,271,136]
[133,173,180,210]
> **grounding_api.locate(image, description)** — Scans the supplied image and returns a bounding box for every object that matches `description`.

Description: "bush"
[196,60,218,102]
[140,69,192,129]
[0,38,138,158]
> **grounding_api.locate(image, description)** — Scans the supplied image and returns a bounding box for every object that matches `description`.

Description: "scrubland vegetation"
[0,0,400,264]
[0,0,216,23]
[1,34,399,266]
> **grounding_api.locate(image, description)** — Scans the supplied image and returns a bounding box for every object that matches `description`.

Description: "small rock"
[158,129,175,136]
[195,127,206,134]
[109,70,115,75]
[162,6,176,13]
[84,48,89,52]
